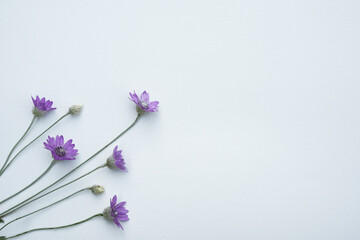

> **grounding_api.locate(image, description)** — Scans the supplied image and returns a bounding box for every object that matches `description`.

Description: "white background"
[0,0,359,239]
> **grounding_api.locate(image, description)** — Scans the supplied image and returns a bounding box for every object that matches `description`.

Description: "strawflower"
[103,195,129,230]
[44,135,78,160]
[0,136,78,205]
[106,146,126,170]
[129,90,159,114]
[0,195,128,239]
[31,95,56,117]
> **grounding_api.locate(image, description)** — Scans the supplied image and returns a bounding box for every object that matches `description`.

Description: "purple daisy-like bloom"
[31,95,56,117]
[129,91,159,114]
[106,146,126,170]
[108,195,129,230]
[43,135,78,160]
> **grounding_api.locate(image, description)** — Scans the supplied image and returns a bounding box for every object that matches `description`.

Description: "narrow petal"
[113,146,118,156]
[140,91,149,102]
[63,139,73,149]
[113,218,123,230]
[111,195,117,208]
[59,136,64,146]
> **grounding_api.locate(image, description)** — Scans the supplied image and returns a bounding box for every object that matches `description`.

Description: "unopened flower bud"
[90,185,105,195]
[69,105,83,115]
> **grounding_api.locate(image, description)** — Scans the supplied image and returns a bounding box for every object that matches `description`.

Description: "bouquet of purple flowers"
[0,91,159,239]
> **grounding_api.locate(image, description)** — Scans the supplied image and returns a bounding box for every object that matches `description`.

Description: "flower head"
[43,135,78,160]
[103,195,129,230]
[69,105,83,115]
[106,146,126,170]
[129,91,159,114]
[31,95,56,117]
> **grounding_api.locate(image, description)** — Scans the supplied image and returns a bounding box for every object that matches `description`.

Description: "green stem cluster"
[0,164,106,218]
[0,116,37,176]
[2,213,103,239]
[0,114,141,219]
[0,112,70,177]
[0,160,56,204]
[0,187,90,231]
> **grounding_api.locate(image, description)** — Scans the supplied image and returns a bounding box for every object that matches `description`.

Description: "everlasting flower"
[106,146,126,170]
[31,95,56,117]
[69,105,83,115]
[129,90,159,114]
[103,195,129,230]
[44,135,78,160]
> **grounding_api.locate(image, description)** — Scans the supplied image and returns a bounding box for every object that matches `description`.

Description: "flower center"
[140,101,148,109]
[55,146,66,156]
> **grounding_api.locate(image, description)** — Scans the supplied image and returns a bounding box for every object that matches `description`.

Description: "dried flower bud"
[69,105,83,115]
[90,185,105,195]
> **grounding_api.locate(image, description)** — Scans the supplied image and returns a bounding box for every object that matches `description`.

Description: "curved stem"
[0,113,70,176]
[4,214,103,239]
[0,187,90,231]
[0,114,141,219]
[0,116,36,176]
[0,164,106,218]
[0,160,56,204]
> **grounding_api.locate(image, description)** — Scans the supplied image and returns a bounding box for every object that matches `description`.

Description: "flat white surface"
[0,0,360,239]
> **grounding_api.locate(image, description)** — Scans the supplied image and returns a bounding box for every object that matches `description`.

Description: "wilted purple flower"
[43,135,78,160]
[106,146,126,170]
[31,96,56,117]
[103,195,129,230]
[129,91,159,114]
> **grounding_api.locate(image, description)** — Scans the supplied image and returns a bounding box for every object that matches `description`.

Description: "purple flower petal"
[140,91,150,102]
[43,135,78,161]
[31,95,56,115]
[129,90,159,113]
[109,195,129,230]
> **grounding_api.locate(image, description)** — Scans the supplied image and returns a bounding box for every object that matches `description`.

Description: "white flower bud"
[90,185,105,195]
[69,105,83,115]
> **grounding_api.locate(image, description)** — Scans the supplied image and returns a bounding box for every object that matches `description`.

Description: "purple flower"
[31,96,56,116]
[106,146,126,170]
[43,135,78,160]
[129,91,159,114]
[109,195,129,230]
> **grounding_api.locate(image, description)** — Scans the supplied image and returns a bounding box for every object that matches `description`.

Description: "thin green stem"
[0,113,70,176]
[0,114,141,219]
[0,187,90,231]
[0,160,56,205]
[0,164,106,218]
[4,213,103,239]
[0,116,36,176]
